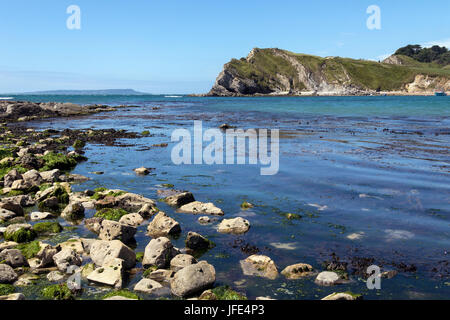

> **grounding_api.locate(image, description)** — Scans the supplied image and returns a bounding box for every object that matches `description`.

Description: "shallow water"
[8,95,450,299]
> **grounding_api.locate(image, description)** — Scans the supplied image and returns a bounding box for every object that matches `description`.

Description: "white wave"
[0,97,13,100]
[164,95,182,98]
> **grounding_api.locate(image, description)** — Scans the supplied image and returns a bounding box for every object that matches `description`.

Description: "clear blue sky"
[1,0,449,94]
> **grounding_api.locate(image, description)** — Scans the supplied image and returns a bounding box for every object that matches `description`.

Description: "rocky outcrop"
[206,48,450,96]
[170,261,216,297]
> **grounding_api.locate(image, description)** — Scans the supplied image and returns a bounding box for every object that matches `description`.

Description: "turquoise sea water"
[5,95,450,299]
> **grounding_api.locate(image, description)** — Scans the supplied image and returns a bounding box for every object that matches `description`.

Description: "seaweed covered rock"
[3,223,36,243]
[32,221,63,235]
[41,283,75,300]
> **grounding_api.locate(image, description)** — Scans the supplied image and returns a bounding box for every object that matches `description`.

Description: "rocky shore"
[0,101,134,122]
[0,104,399,301]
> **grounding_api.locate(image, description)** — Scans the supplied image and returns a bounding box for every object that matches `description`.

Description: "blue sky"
[1,0,449,94]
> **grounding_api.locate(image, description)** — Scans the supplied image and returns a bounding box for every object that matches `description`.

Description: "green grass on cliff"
[227,48,450,92]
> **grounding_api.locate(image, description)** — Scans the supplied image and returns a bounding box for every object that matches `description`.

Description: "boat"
[435,91,447,96]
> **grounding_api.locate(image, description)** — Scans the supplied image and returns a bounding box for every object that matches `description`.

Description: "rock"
[1,195,34,207]
[84,217,103,234]
[256,296,276,300]
[199,289,217,300]
[198,216,211,224]
[146,269,175,282]
[170,261,216,297]
[22,169,43,186]
[147,211,181,237]
[0,293,25,300]
[315,271,341,286]
[346,232,365,240]
[219,123,232,130]
[30,211,54,221]
[61,202,85,221]
[142,237,180,269]
[38,196,59,211]
[89,240,136,269]
[0,227,5,234]
[47,271,65,282]
[137,203,157,219]
[87,258,123,288]
[164,192,195,207]
[281,263,314,279]
[103,296,137,300]
[3,169,22,188]
[0,208,18,222]
[185,231,211,250]
[322,292,361,300]
[81,264,95,278]
[52,248,82,272]
[240,255,278,280]
[10,179,30,191]
[0,264,18,283]
[14,273,39,286]
[0,242,18,251]
[218,217,250,234]
[58,239,84,255]
[133,278,163,294]
[3,223,36,243]
[40,169,61,183]
[0,249,27,268]
[170,254,197,272]
[0,201,24,216]
[178,201,224,216]
[119,213,144,227]
[98,220,137,243]
[33,243,58,268]
[114,192,156,212]
[134,167,151,175]
[380,270,398,279]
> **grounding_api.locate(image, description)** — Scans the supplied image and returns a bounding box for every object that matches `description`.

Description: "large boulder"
[98,220,136,243]
[0,264,18,284]
[218,217,250,234]
[0,209,18,222]
[89,240,136,269]
[32,242,58,268]
[114,192,156,212]
[52,248,82,272]
[178,201,224,216]
[87,258,123,288]
[146,212,181,237]
[164,192,195,207]
[170,261,216,297]
[30,211,54,221]
[240,255,278,280]
[142,237,179,268]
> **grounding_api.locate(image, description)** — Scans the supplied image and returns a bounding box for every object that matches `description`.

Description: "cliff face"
[207,49,450,96]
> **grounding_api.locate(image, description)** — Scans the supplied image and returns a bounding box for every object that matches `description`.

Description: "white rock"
[218,217,250,234]
[178,201,224,216]
[315,271,341,286]
[87,258,123,288]
[30,211,54,221]
[133,278,163,294]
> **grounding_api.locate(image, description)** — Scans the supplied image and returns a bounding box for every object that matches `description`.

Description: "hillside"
[207,48,450,96]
